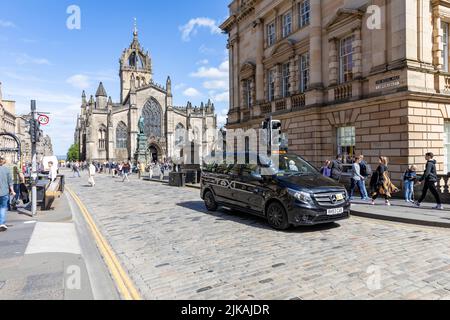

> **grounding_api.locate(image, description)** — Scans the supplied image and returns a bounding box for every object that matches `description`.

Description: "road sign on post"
[30,100,38,217]
[37,114,50,126]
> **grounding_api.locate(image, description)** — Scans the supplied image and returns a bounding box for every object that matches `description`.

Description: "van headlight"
[288,189,314,206]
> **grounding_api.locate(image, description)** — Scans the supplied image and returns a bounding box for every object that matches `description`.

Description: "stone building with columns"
[220,0,450,185]
[74,27,217,164]
[0,82,18,163]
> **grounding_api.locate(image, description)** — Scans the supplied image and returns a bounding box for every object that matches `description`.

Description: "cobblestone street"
[67,173,450,300]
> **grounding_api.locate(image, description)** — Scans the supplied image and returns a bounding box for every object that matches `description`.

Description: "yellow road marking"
[66,187,142,300]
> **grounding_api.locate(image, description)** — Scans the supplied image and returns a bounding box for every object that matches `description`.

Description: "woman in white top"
[88,162,96,187]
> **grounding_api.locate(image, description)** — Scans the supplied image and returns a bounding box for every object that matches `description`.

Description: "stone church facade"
[74,28,217,164]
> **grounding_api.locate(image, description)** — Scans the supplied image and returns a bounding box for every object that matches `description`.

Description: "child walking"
[403,165,417,203]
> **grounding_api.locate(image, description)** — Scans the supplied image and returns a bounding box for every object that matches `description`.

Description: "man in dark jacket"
[329,155,343,181]
[415,153,443,210]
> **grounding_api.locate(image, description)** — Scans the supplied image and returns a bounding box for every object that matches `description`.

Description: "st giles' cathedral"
[74,25,217,164]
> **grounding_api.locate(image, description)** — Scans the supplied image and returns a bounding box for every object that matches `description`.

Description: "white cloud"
[212,91,229,103]
[16,54,51,66]
[66,74,91,89]
[183,87,202,97]
[174,83,187,90]
[179,17,221,42]
[196,59,209,65]
[0,20,15,28]
[8,87,79,105]
[199,44,216,55]
[191,60,229,79]
[203,80,228,90]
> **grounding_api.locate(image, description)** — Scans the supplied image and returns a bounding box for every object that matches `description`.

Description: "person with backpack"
[403,165,417,203]
[328,155,343,182]
[414,153,443,210]
[320,160,332,178]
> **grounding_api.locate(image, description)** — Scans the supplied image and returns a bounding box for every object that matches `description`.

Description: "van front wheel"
[204,191,218,212]
[266,202,290,230]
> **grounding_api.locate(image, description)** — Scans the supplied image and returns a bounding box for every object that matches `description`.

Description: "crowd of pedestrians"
[68,158,176,186]
[320,152,444,210]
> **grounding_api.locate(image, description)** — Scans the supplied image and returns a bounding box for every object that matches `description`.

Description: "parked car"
[201,153,351,230]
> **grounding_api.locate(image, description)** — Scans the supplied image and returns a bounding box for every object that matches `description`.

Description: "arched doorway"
[149,145,158,162]
[148,144,163,163]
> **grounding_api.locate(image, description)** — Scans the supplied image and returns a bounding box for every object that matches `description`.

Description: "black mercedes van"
[201,153,350,230]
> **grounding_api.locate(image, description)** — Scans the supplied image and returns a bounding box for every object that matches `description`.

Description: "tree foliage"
[67,143,80,162]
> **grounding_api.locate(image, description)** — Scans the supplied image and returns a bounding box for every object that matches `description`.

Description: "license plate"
[327,207,344,216]
[336,194,344,201]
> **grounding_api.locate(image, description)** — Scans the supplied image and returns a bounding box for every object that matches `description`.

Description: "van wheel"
[204,191,218,212]
[266,202,290,230]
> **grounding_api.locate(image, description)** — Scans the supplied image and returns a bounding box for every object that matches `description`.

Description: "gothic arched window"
[98,125,107,150]
[116,122,128,149]
[142,99,162,138]
[128,51,145,69]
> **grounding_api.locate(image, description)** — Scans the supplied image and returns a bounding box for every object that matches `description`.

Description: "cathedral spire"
[166,76,172,97]
[96,82,107,97]
[133,17,138,40]
[82,90,87,106]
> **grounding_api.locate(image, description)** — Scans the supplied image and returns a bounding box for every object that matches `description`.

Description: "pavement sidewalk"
[0,192,119,300]
[351,198,450,228]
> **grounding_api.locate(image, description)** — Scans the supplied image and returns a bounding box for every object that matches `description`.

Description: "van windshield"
[269,154,319,176]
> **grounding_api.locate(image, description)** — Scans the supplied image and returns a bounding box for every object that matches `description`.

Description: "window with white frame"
[445,122,450,173]
[243,79,253,108]
[282,63,290,97]
[267,22,276,47]
[299,0,310,28]
[339,35,355,83]
[282,12,292,38]
[300,53,310,93]
[337,126,356,163]
[268,70,275,101]
[442,22,449,73]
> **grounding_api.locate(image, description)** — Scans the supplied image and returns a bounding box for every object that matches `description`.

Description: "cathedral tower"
[119,20,152,103]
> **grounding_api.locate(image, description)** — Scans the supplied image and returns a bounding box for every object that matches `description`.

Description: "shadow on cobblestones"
[177,201,342,233]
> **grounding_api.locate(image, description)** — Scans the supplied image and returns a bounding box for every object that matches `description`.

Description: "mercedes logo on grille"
[330,195,338,204]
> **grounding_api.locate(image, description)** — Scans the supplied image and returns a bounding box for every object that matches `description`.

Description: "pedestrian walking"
[122,161,131,182]
[403,165,417,203]
[414,153,444,210]
[88,162,96,187]
[370,157,399,206]
[8,160,24,209]
[0,156,16,232]
[349,156,368,201]
[73,161,81,178]
[320,160,332,178]
[329,155,343,182]
[359,155,371,200]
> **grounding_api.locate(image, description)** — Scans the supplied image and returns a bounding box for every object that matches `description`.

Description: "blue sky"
[0,0,230,155]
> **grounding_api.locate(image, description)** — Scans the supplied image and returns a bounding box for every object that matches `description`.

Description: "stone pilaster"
[329,38,338,86]
[289,57,297,95]
[433,4,443,70]
[309,0,323,88]
[255,18,265,102]
[274,64,282,99]
[353,28,362,79]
